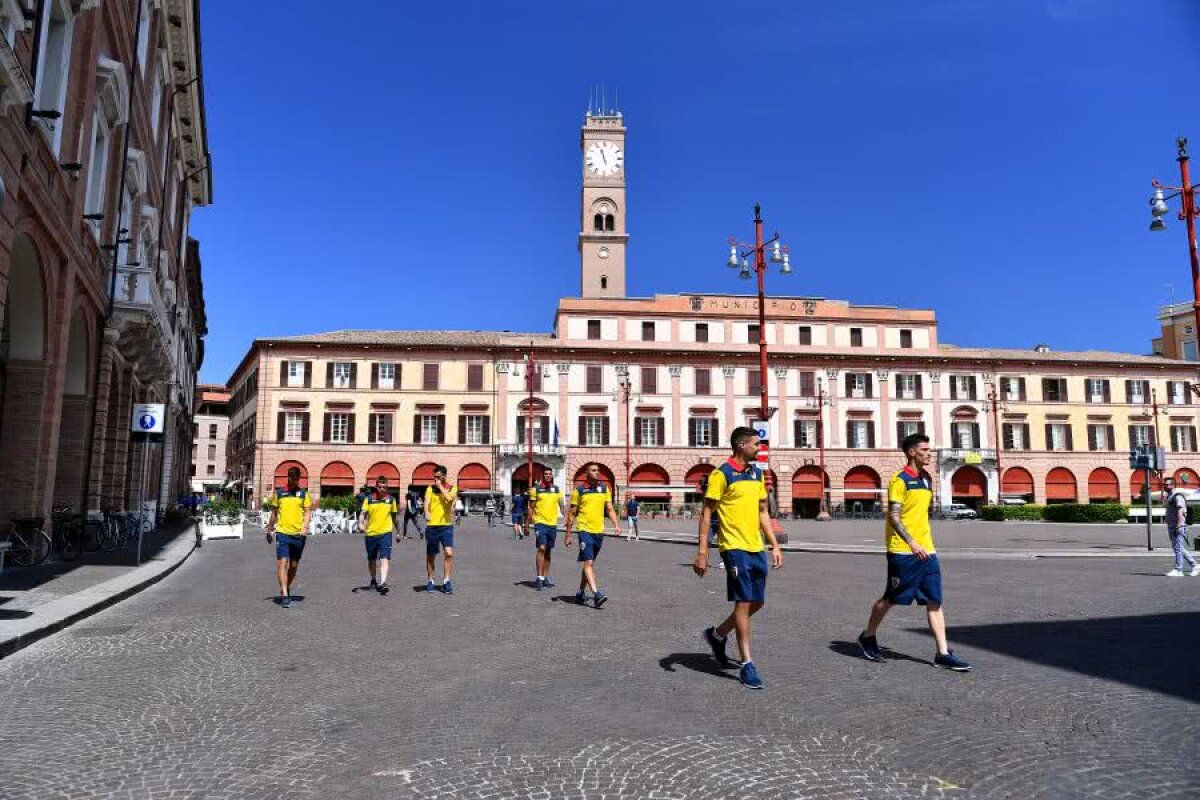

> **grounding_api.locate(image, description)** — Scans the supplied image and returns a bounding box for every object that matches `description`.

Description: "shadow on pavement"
[828,640,931,666]
[659,652,738,680]
[265,595,306,604]
[910,612,1200,704]
[513,580,539,589]
[0,609,33,619]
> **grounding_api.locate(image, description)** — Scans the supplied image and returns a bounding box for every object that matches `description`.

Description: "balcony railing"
[498,444,566,457]
[938,448,997,464]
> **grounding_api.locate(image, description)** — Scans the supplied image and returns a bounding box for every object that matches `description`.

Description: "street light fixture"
[1147,137,1200,346]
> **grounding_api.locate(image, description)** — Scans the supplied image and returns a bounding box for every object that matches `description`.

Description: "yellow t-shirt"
[570,483,610,534]
[360,494,398,536]
[705,460,767,553]
[885,468,935,554]
[529,484,563,527]
[424,484,456,527]
[270,488,311,534]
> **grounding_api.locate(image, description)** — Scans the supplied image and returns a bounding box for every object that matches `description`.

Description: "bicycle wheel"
[59,523,82,562]
[99,519,119,552]
[13,529,51,566]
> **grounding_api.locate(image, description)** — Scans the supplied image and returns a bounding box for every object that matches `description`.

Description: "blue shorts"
[364,533,392,561]
[511,513,524,525]
[275,533,306,561]
[426,525,455,555]
[883,553,943,606]
[577,532,604,562]
[534,523,557,549]
[722,549,768,603]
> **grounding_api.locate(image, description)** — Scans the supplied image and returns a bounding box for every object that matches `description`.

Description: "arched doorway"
[458,463,491,490]
[684,463,715,505]
[844,466,882,514]
[366,461,401,500]
[53,309,92,507]
[411,461,440,493]
[1131,469,1163,503]
[1173,467,1199,490]
[1045,467,1078,504]
[512,461,549,495]
[1001,466,1035,504]
[273,460,309,489]
[791,466,829,519]
[951,466,987,510]
[1087,467,1120,503]
[319,460,356,497]
[0,234,50,515]
[629,462,670,506]
[572,463,616,498]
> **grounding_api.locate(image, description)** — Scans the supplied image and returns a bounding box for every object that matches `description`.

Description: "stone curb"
[0,525,198,660]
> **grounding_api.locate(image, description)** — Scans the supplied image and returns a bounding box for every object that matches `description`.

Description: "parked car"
[947,503,978,520]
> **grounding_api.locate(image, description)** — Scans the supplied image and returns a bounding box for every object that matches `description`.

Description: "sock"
[713,629,726,642]
[536,575,544,580]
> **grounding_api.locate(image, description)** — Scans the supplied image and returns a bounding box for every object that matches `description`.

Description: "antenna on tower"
[587,87,593,116]
[614,87,620,115]
[601,83,606,115]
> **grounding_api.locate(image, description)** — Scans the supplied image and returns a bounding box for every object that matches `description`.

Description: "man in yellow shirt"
[856,433,971,671]
[528,467,565,591]
[693,427,782,689]
[565,462,622,607]
[358,475,398,595]
[265,466,312,609]
[423,465,458,594]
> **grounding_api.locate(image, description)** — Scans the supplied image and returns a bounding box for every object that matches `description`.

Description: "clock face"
[585,141,623,176]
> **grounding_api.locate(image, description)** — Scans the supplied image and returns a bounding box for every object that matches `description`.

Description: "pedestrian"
[455,496,465,524]
[564,462,622,607]
[423,465,458,594]
[1163,477,1199,576]
[265,467,312,609]
[358,475,398,594]
[401,491,423,539]
[528,467,566,590]
[511,490,528,540]
[856,433,972,671]
[694,427,783,689]
[484,496,497,528]
[624,495,640,541]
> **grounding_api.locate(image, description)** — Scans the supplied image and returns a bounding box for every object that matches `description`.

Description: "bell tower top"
[579,106,627,299]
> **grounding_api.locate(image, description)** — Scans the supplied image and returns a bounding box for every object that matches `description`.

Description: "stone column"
[669,365,682,446]
[723,366,736,436]
[495,361,510,441]
[87,328,123,510]
[876,370,891,450]
[825,369,841,447]
[557,363,570,446]
[0,360,51,516]
[774,368,789,447]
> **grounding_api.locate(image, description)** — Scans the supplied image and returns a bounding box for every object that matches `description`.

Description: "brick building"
[0,0,211,520]
[189,382,227,496]
[226,109,1200,515]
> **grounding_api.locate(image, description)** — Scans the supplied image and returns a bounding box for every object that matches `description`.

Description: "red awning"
[366,462,401,483]
[792,467,826,499]
[1001,467,1034,496]
[320,461,355,487]
[951,466,986,498]
[413,463,439,483]
[273,461,309,489]
[844,467,881,500]
[457,463,492,490]
[1087,468,1119,501]
[1045,468,1078,501]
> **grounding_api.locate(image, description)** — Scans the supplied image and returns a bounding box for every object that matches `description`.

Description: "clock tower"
[579,110,627,298]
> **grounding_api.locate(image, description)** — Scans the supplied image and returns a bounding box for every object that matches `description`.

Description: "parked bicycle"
[50,506,83,562]
[2,517,52,567]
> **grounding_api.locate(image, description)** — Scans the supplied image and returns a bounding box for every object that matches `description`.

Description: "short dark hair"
[730,426,758,450]
[433,464,447,477]
[583,462,599,473]
[900,433,929,454]
[287,466,301,480]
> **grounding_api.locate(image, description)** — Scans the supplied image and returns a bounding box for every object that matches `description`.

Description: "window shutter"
[1019,378,1027,401]
[1103,380,1110,403]
[969,376,977,400]
[347,414,356,443]
[799,371,814,397]
[1002,423,1013,450]
[896,421,904,445]
[865,374,874,399]
[914,374,923,399]
[371,364,379,389]
[1045,423,1053,450]
[279,361,288,386]
[950,378,958,400]
[846,420,854,448]
[325,363,333,388]
[845,373,853,397]
[1127,425,1135,449]
[579,416,587,446]
[349,363,358,389]
[1107,425,1115,451]
[1191,426,1197,451]
[1022,423,1030,449]
[393,364,401,390]
[656,417,665,446]
[368,415,377,444]
[381,415,392,443]
[1124,380,1132,403]
[481,416,490,444]
[539,415,550,444]
[515,416,524,445]
[970,423,980,449]
[602,416,611,445]
[1065,425,1074,451]
[276,412,285,442]
[867,421,876,449]
[303,362,312,388]
[634,418,643,446]
[1087,426,1096,451]
[301,412,310,441]
[917,421,926,437]
[413,415,422,444]
[437,415,446,444]
[712,418,720,446]
[690,419,698,448]
[323,413,331,442]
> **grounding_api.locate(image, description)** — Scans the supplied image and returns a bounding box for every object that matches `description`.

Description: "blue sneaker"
[442,581,454,595]
[857,632,884,663]
[575,590,587,604]
[534,577,544,591]
[280,595,291,609]
[739,661,765,690]
[542,576,555,589]
[425,580,436,593]
[593,591,608,608]
[703,627,732,668]
[934,650,971,672]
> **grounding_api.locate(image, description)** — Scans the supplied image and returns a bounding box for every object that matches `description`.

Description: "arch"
[319,460,355,488]
[412,461,440,484]
[843,465,881,501]
[366,461,401,484]
[1001,466,1035,500]
[457,462,492,490]
[685,463,715,489]
[513,462,550,483]
[63,310,90,395]
[516,397,550,412]
[792,466,829,499]
[1131,469,1163,499]
[6,234,47,361]
[1173,467,1199,489]
[630,462,670,500]
[1045,467,1078,503]
[573,462,616,492]
[951,466,987,499]
[274,460,309,489]
[949,405,978,418]
[1087,467,1120,502]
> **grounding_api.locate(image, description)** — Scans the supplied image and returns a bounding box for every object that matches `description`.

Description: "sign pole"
[1145,465,1154,552]
[138,433,149,566]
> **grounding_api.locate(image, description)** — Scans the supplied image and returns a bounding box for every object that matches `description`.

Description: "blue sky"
[192,0,1200,383]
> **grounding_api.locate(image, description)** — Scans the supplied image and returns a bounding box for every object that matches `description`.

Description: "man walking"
[528,467,566,590]
[401,491,423,539]
[265,467,312,609]
[1163,477,1199,576]
[511,490,528,540]
[484,496,497,528]
[856,433,972,671]
[424,466,458,594]
[358,476,398,594]
[564,463,621,607]
[625,495,641,541]
[694,427,783,689]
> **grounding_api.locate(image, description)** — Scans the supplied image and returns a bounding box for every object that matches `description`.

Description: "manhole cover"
[72,624,135,638]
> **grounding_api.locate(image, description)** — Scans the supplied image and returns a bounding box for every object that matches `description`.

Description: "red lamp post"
[815,377,831,520]
[1150,137,1200,353]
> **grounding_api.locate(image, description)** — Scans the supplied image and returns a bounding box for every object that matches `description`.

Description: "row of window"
[586,320,915,348]
[280,361,486,392]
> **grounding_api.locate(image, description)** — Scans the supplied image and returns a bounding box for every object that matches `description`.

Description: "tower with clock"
[579,109,627,298]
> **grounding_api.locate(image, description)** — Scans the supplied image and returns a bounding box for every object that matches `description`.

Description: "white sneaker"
[1166,569,1186,577]
[1190,564,1200,576]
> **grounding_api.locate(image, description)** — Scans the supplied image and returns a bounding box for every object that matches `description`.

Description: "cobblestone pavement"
[0,521,1196,799]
